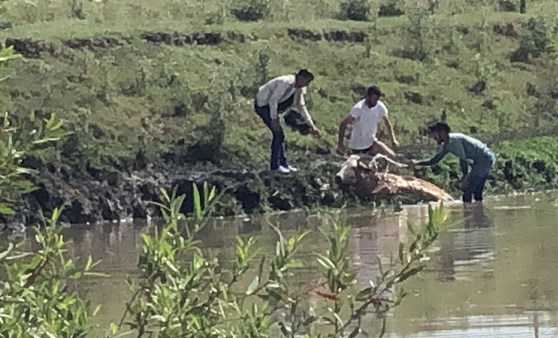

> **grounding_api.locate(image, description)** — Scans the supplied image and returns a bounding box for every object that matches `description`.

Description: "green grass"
[1,0,558,180]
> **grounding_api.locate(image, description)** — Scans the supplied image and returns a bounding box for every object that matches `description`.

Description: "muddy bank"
[4,21,521,58]
[4,28,365,58]
[3,135,558,227]
[2,160,343,226]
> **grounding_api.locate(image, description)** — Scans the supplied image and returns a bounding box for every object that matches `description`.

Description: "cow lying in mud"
[335,154,454,203]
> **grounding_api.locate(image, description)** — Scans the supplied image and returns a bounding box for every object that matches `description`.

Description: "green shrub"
[230,0,269,22]
[0,208,103,337]
[1,168,444,337]
[338,0,371,21]
[396,6,439,61]
[0,112,69,217]
[113,184,445,337]
[498,0,517,12]
[205,6,226,25]
[379,1,405,17]
[511,17,555,62]
[68,0,86,20]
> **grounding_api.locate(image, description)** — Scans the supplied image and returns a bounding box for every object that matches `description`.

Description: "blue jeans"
[463,152,495,203]
[254,95,294,170]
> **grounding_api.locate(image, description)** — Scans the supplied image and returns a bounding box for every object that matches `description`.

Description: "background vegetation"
[0,0,557,215]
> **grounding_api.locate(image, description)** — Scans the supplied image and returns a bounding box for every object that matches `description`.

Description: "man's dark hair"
[428,122,451,134]
[366,85,384,97]
[297,69,314,81]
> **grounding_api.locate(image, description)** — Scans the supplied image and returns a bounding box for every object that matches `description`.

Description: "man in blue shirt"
[411,122,496,203]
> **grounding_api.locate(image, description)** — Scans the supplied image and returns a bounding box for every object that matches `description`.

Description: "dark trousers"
[463,151,495,203]
[254,95,294,170]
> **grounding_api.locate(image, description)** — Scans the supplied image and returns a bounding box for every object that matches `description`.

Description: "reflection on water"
[12,193,558,337]
[437,204,495,283]
[389,194,558,338]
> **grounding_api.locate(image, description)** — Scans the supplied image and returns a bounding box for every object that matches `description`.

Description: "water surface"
[23,193,558,337]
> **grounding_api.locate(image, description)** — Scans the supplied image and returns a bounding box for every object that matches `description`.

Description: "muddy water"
[25,192,558,337]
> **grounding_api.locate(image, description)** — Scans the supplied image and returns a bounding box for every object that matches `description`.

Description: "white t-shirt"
[348,99,388,150]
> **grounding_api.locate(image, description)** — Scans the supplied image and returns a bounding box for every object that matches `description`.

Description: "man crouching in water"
[254,69,320,174]
[410,122,496,203]
[336,86,399,158]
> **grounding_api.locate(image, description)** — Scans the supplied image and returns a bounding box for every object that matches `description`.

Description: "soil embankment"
[4,22,520,57]
[6,159,342,226]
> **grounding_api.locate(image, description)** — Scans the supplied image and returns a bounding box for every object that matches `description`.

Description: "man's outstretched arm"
[382,115,399,148]
[337,115,355,154]
[295,89,319,135]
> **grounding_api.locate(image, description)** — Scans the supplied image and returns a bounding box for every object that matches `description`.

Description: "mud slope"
[3,160,343,226]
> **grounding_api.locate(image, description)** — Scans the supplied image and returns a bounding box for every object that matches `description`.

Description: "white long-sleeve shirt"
[255,74,315,128]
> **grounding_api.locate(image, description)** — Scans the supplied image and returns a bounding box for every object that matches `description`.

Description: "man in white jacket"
[254,69,320,173]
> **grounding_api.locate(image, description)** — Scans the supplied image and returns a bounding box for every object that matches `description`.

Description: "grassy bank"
[1,0,558,221]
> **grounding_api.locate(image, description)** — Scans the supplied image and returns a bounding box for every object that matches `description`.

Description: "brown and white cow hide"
[335,154,453,203]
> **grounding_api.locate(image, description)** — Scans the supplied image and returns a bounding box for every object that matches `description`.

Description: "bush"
[230,0,269,22]
[338,0,371,21]
[205,6,226,25]
[68,0,86,20]
[0,112,69,217]
[379,2,405,17]
[511,17,555,63]
[115,184,445,337]
[397,6,438,61]
[498,0,517,12]
[0,178,446,337]
[205,10,225,25]
[0,208,102,337]
[0,3,71,219]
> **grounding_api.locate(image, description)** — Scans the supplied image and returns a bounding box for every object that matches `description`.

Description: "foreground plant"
[0,207,104,337]
[0,111,70,218]
[113,183,445,338]
[0,2,70,218]
[113,183,308,337]
[305,206,444,337]
[0,176,444,337]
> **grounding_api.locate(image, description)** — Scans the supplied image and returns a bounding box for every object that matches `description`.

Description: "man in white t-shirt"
[337,86,399,157]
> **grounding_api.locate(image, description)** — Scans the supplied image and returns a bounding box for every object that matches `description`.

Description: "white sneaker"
[287,165,298,172]
[277,165,290,174]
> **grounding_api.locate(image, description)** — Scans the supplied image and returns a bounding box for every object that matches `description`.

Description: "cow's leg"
[370,141,396,158]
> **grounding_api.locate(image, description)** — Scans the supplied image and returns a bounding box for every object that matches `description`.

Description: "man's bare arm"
[338,115,354,146]
[336,115,355,155]
[382,116,399,147]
